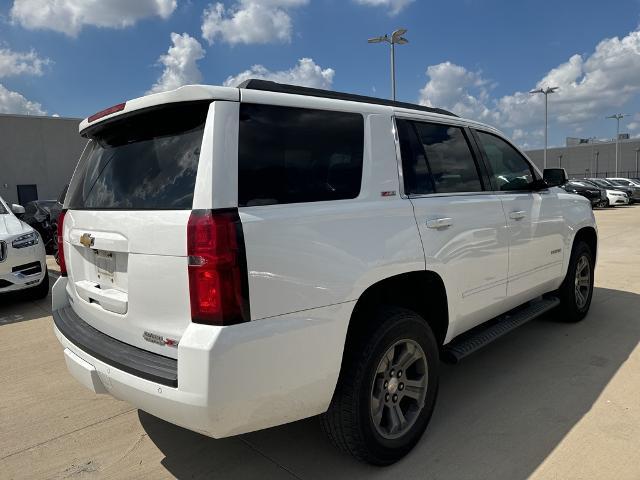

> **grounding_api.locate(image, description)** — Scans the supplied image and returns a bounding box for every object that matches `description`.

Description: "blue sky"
[1,0,640,149]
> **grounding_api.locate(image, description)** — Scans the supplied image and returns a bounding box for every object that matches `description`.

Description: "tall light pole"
[635,147,640,177]
[530,86,559,169]
[606,113,628,176]
[368,29,409,101]
[558,154,563,169]
[595,150,599,177]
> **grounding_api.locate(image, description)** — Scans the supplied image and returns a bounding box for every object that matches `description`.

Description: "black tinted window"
[412,122,483,193]
[66,102,209,210]
[396,119,434,195]
[238,104,364,206]
[476,131,534,191]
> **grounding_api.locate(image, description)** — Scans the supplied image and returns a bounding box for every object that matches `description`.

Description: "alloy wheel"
[370,339,428,440]
[574,255,591,309]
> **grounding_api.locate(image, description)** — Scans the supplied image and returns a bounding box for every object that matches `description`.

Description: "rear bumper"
[52,276,353,438]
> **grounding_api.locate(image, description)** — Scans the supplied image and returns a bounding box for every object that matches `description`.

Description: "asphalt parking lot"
[1,206,639,480]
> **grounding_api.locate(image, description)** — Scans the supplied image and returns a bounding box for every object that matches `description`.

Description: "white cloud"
[0,84,45,115]
[418,28,640,147]
[628,122,640,131]
[223,57,334,89]
[10,0,177,36]
[0,46,50,78]
[419,62,496,122]
[201,0,307,45]
[147,33,205,95]
[354,0,415,15]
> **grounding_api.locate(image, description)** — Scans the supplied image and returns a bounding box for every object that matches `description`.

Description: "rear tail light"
[187,209,250,326]
[57,210,68,276]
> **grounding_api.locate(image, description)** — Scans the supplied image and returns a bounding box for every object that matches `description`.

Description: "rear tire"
[25,269,49,300]
[321,306,439,465]
[555,241,594,323]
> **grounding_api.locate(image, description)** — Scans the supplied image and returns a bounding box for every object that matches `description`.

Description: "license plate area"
[95,250,115,283]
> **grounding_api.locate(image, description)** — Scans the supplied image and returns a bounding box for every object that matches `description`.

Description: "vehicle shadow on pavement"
[0,289,52,326]
[140,286,640,480]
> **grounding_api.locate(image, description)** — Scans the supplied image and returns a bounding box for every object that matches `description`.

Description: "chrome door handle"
[509,210,527,220]
[426,217,453,229]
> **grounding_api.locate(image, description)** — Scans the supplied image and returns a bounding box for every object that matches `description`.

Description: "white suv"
[0,195,49,298]
[53,80,597,465]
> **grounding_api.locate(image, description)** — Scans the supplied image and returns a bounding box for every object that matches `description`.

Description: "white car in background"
[0,196,49,298]
[606,177,640,187]
[605,189,629,206]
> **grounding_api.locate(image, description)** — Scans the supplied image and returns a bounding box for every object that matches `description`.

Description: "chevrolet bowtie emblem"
[80,233,94,248]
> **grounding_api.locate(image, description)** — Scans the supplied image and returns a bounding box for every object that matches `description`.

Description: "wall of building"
[525,139,640,179]
[0,114,87,205]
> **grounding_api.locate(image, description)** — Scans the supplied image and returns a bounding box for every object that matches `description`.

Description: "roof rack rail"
[237,79,457,117]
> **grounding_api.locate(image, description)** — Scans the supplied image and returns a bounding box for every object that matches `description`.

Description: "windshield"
[0,200,7,214]
[610,179,628,186]
[66,101,210,210]
[591,179,611,187]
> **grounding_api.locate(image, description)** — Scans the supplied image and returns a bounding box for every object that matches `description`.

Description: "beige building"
[525,137,640,179]
[0,114,86,205]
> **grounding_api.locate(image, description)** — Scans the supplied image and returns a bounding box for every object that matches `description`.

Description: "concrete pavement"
[1,207,639,479]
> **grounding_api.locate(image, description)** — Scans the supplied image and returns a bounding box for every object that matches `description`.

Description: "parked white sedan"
[605,189,630,206]
[0,195,49,298]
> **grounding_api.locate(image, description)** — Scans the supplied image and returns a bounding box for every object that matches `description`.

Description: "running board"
[442,296,560,364]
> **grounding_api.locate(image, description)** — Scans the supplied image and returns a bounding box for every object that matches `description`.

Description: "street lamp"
[558,153,563,169]
[594,150,599,177]
[605,113,629,176]
[368,29,409,101]
[635,147,640,177]
[530,86,559,169]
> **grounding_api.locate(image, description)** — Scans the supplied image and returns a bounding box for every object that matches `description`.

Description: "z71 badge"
[143,331,179,348]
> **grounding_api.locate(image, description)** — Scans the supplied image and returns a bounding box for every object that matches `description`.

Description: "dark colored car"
[563,180,606,208]
[18,185,67,255]
[20,200,60,254]
[586,178,635,203]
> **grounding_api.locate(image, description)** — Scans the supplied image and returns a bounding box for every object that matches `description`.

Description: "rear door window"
[66,102,210,210]
[397,119,484,194]
[238,104,364,206]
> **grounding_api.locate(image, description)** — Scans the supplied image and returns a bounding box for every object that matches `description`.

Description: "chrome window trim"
[407,189,551,200]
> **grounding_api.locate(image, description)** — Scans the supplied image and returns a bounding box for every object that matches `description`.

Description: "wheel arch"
[573,226,598,263]
[345,271,449,349]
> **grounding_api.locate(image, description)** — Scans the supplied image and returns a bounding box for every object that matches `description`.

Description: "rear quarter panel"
[238,111,425,320]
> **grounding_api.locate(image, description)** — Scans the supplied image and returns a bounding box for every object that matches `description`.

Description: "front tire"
[321,306,439,465]
[556,241,594,322]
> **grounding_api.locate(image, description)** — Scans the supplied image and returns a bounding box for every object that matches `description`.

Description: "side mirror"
[11,204,25,215]
[543,168,568,188]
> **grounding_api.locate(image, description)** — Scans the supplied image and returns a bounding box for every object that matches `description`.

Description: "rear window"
[66,102,210,210]
[238,104,364,207]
